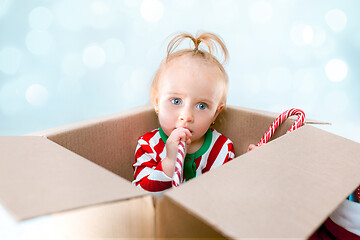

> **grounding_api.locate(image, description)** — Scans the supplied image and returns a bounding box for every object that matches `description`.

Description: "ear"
[213,104,225,122]
[153,95,159,112]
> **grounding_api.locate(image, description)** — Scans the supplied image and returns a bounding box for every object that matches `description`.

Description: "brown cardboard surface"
[1,104,357,238]
[160,125,360,238]
[0,136,147,221]
[30,104,159,182]
[52,195,155,238]
[215,105,296,155]
[156,195,224,238]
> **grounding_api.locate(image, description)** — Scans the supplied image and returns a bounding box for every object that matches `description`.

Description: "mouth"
[177,127,192,134]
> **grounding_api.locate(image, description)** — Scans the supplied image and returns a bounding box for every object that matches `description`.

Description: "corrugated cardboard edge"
[158,125,360,239]
[27,104,159,182]
[52,195,155,238]
[28,104,154,138]
[0,135,149,221]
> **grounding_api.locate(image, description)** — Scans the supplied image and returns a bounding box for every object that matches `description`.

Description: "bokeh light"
[0,1,358,145]
[325,9,347,32]
[140,0,164,22]
[325,59,348,82]
[291,24,311,46]
[82,44,106,68]
[309,25,326,48]
[302,26,314,44]
[0,47,22,75]
[25,84,49,106]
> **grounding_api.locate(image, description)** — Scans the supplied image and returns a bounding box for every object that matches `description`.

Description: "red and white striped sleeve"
[202,130,235,174]
[132,129,173,194]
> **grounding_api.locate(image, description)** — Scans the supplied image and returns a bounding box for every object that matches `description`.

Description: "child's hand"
[247,144,257,152]
[166,127,192,160]
[161,128,191,177]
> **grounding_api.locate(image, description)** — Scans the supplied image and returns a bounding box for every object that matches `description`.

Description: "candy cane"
[172,141,186,187]
[257,108,305,147]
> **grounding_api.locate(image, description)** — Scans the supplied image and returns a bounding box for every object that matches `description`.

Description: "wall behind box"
[0,0,359,144]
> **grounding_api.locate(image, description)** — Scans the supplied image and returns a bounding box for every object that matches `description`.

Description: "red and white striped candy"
[257,108,305,147]
[172,141,186,187]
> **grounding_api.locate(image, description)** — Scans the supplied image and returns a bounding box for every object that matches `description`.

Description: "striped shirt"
[133,128,235,195]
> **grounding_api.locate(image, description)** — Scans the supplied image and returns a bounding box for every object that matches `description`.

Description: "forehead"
[165,54,217,73]
[160,55,222,84]
[157,55,224,101]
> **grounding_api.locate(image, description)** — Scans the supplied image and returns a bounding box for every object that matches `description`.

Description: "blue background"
[1,0,359,144]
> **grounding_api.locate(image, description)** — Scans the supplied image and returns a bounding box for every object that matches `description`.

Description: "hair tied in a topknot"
[166,32,228,64]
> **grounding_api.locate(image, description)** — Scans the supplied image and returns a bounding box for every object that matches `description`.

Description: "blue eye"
[170,98,182,105]
[197,103,207,110]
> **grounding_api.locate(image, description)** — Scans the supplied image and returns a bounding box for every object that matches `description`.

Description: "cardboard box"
[0,104,359,239]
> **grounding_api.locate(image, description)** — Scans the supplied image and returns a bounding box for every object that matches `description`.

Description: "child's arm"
[161,127,191,177]
[132,128,191,193]
[133,139,173,192]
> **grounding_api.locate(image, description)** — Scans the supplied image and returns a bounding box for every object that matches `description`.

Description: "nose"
[179,107,194,123]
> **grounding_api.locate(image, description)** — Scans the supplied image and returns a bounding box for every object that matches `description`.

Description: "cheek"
[158,102,178,125]
[195,111,215,126]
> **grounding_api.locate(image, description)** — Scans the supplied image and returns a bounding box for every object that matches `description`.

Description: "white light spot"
[28,6,53,31]
[302,26,314,44]
[325,59,348,82]
[25,30,53,55]
[0,47,22,75]
[87,1,117,29]
[290,24,308,46]
[325,9,347,32]
[82,44,106,68]
[26,84,49,106]
[140,0,164,23]
[91,1,109,15]
[61,53,86,77]
[103,38,125,64]
[310,25,326,48]
[249,1,273,24]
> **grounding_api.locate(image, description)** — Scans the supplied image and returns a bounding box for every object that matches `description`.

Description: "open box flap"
[0,136,147,221]
[161,125,360,238]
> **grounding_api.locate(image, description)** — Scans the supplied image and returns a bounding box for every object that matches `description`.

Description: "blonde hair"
[150,32,229,105]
